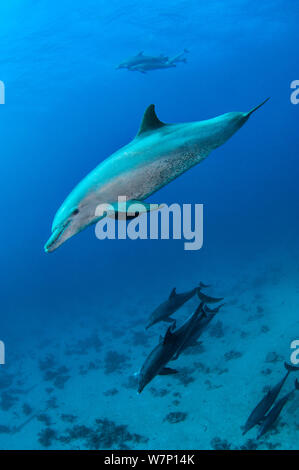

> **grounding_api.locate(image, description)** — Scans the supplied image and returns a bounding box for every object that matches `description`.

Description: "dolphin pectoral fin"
[107,200,163,220]
[158,367,178,375]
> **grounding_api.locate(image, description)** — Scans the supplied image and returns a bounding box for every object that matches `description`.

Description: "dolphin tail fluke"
[284,361,299,372]
[204,303,225,314]
[247,97,270,117]
[198,282,211,289]
[197,289,224,304]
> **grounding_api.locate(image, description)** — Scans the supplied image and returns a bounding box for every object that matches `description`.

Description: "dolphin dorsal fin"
[169,287,176,299]
[137,104,166,136]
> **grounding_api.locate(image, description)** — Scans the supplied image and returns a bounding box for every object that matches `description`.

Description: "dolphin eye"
[72,208,79,216]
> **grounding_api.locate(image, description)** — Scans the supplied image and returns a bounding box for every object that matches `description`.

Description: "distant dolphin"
[116,51,169,70]
[138,303,204,393]
[242,362,299,436]
[45,99,269,253]
[145,286,198,329]
[257,379,299,439]
[116,49,188,73]
[126,50,188,73]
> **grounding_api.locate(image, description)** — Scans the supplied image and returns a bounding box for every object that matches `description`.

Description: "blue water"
[0,0,299,450]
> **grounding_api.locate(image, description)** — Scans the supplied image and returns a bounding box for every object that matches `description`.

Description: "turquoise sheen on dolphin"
[44,98,269,253]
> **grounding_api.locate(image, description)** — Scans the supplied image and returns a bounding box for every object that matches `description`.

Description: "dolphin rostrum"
[242,362,299,436]
[145,286,198,329]
[257,379,299,439]
[45,99,269,253]
[138,303,204,393]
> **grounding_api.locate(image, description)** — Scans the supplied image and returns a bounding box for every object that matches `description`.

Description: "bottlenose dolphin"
[145,286,198,329]
[138,303,204,393]
[242,362,299,435]
[44,98,269,253]
[257,379,299,439]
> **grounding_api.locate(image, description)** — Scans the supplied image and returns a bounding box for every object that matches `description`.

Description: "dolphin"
[138,302,204,393]
[116,50,188,72]
[116,51,169,70]
[126,50,189,74]
[257,379,299,439]
[242,362,299,435]
[172,303,224,359]
[145,286,198,329]
[44,98,270,253]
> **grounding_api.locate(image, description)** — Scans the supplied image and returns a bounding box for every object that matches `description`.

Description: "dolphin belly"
[91,146,208,205]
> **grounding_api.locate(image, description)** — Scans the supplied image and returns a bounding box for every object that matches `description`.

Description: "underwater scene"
[0,0,299,451]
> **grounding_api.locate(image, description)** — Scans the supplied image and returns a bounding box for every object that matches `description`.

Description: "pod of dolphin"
[116,49,189,74]
[243,362,299,439]
[139,283,224,394]
[43,73,294,440]
[139,283,299,440]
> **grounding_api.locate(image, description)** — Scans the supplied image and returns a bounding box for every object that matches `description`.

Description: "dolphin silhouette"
[44,98,269,253]
[242,361,299,436]
[145,285,198,329]
[257,379,299,439]
[138,302,205,393]
[116,50,188,73]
